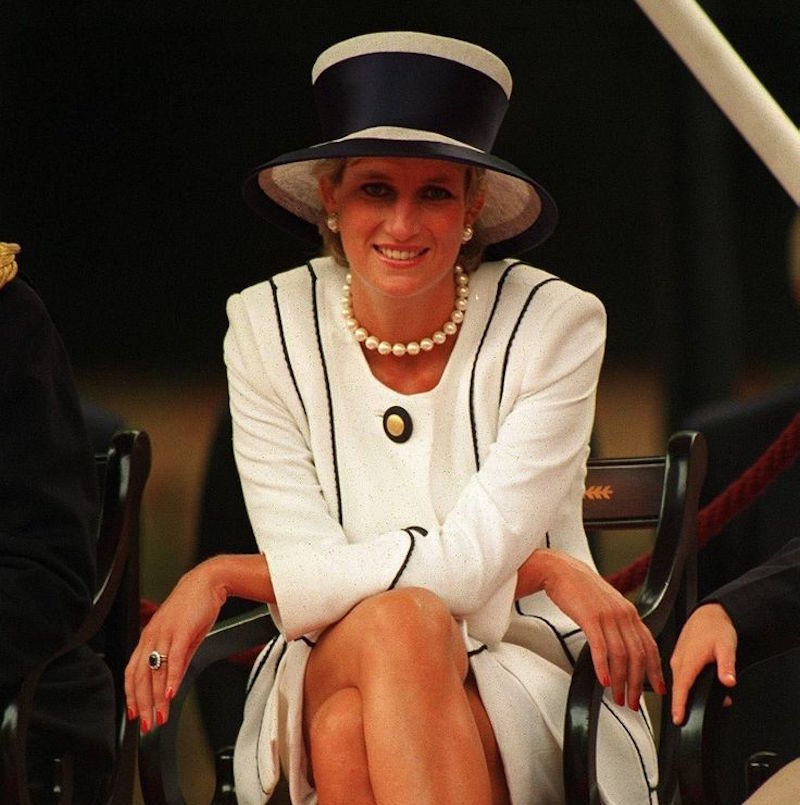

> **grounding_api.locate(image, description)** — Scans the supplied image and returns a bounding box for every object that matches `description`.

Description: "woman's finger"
[601,616,629,708]
[584,621,611,689]
[619,623,648,708]
[642,628,666,696]
[145,639,171,728]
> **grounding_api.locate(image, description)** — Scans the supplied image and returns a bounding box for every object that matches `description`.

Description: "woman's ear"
[318,176,337,213]
[466,191,486,226]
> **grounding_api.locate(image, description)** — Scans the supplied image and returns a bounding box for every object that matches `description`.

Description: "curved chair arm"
[639,430,707,634]
[139,606,275,805]
[563,430,708,805]
[562,641,605,803]
[677,663,727,805]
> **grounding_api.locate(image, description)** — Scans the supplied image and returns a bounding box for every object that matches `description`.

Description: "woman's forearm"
[515,548,555,599]
[199,552,276,605]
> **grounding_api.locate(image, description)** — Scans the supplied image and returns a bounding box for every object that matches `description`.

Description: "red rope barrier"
[606,411,800,594]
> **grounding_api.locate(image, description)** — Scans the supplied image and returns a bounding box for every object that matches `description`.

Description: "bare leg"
[303,587,507,805]
[465,674,511,805]
[309,686,375,804]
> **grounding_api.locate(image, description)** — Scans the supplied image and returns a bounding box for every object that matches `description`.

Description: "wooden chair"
[1,429,151,805]
[563,429,707,804]
[139,430,706,804]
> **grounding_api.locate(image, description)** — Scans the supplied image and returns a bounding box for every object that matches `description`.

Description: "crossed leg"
[303,587,510,805]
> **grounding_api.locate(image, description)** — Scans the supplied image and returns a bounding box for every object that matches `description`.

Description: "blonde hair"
[312,158,488,271]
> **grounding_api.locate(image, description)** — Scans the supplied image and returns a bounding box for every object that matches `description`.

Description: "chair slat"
[583,459,666,528]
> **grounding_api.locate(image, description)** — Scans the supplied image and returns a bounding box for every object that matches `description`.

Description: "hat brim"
[242,138,558,259]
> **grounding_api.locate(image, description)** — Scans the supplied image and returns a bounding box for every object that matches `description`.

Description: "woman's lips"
[374,245,428,261]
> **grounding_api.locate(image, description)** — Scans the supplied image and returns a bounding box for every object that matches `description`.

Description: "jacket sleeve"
[0,279,98,697]
[225,281,605,642]
[704,538,800,668]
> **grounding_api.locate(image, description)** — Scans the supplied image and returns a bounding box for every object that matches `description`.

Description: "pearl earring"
[461,224,474,243]
[326,213,340,233]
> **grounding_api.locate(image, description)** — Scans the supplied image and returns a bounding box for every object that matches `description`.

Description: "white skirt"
[233,619,659,805]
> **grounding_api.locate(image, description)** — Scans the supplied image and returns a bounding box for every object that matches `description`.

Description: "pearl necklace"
[342,265,469,357]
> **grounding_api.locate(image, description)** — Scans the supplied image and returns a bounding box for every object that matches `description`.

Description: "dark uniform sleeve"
[704,538,800,669]
[0,277,99,697]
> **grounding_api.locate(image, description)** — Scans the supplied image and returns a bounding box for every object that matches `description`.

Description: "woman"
[126,32,664,804]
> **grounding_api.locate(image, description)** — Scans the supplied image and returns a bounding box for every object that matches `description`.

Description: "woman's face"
[319,157,483,302]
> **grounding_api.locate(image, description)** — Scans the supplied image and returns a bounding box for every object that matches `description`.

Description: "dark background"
[2,0,798,425]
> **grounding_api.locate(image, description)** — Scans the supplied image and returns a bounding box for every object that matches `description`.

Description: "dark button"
[383,406,413,443]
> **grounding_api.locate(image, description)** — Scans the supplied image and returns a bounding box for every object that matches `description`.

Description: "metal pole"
[633,0,800,205]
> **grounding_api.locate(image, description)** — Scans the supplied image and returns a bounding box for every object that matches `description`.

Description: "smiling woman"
[316,156,482,389]
[126,31,664,805]
[313,157,489,273]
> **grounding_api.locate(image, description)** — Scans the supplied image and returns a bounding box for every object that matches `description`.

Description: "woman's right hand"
[124,560,226,732]
[125,553,275,732]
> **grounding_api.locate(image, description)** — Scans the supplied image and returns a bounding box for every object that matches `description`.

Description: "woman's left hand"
[516,548,666,709]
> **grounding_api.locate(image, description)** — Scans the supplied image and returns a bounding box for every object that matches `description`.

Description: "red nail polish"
[127,707,136,721]
[166,686,175,701]
[156,711,165,726]
[140,719,150,735]
[602,675,610,687]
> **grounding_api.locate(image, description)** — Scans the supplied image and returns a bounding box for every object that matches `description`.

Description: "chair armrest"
[677,664,726,805]
[638,430,707,633]
[562,642,604,804]
[563,431,707,805]
[139,606,274,805]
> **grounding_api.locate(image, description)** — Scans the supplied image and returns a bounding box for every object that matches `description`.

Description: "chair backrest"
[90,429,151,804]
[563,429,707,805]
[1,429,151,805]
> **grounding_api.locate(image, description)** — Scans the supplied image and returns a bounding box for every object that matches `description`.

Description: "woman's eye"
[422,186,454,201]
[361,183,391,198]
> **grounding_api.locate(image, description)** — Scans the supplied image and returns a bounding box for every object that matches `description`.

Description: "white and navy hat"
[243,31,558,258]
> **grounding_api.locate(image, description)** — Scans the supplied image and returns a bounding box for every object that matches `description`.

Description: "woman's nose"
[385,197,420,240]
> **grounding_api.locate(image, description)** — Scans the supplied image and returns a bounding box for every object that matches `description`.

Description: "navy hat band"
[313,52,509,152]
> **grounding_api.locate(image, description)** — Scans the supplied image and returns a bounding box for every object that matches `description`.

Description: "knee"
[309,687,364,760]
[355,588,466,676]
[359,587,451,642]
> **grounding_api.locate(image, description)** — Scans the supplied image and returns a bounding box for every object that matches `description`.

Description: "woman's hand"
[124,560,226,732]
[516,548,666,709]
[669,602,737,725]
